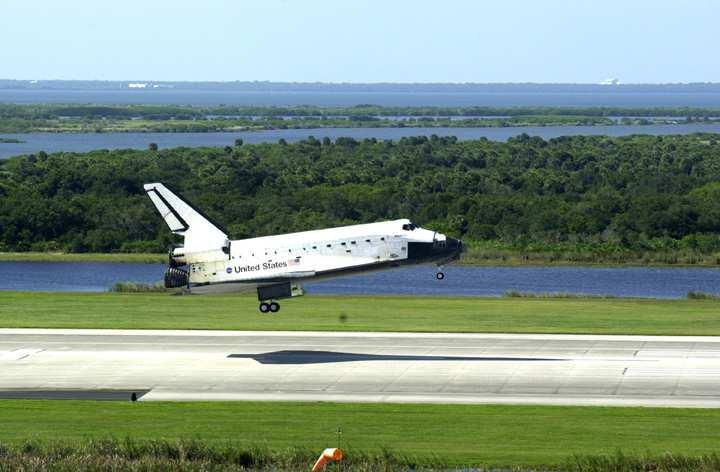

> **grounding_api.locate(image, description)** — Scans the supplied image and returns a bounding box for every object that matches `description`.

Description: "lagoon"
[2,123,720,159]
[2,262,719,298]
[4,88,720,107]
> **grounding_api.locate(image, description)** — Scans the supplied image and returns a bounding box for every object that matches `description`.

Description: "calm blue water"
[1,262,719,299]
[3,89,720,107]
[2,123,720,159]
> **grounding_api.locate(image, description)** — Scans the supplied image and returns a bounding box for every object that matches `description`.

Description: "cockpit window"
[402,222,418,231]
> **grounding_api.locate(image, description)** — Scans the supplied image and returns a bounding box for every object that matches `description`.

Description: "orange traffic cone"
[312,447,343,472]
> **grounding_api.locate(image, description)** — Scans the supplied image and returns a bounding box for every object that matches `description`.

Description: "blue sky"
[1,0,716,83]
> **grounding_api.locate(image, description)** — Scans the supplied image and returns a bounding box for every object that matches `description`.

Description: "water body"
[4,89,720,107]
[2,123,720,159]
[2,262,719,298]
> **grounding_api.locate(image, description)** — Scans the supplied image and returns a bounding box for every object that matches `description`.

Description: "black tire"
[436,272,445,280]
[259,302,270,313]
[269,302,280,313]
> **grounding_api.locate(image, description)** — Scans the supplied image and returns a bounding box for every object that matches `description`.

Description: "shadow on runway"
[227,350,566,364]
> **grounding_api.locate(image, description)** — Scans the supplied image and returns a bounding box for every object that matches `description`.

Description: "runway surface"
[2,329,720,408]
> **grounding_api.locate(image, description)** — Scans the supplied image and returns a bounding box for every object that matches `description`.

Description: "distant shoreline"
[1,103,719,134]
[4,79,720,92]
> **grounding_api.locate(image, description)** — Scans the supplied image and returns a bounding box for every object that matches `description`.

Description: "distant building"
[600,78,620,85]
[127,83,148,89]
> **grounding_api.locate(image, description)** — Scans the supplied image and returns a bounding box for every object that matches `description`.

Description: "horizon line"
[2,79,720,86]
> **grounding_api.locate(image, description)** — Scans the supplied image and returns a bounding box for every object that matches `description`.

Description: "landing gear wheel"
[269,301,280,313]
[259,302,270,313]
[436,271,445,280]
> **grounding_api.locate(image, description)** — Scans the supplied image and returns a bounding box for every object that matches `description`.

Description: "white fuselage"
[184,219,443,291]
[143,182,463,303]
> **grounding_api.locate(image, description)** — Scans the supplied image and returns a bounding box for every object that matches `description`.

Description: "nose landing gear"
[259,301,280,313]
[436,271,445,280]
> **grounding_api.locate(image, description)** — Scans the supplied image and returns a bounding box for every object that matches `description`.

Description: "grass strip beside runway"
[0,252,166,263]
[0,401,718,469]
[2,291,720,335]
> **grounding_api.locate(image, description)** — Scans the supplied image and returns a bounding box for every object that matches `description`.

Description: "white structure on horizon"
[127,83,148,89]
[600,78,620,85]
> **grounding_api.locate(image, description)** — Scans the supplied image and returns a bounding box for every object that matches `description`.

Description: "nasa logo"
[226,267,232,274]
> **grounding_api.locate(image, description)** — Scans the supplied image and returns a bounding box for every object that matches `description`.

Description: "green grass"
[2,291,720,335]
[4,247,720,266]
[0,252,166,263]
[0,401,719,469]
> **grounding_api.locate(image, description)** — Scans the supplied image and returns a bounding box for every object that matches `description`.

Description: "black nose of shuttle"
[407,235,465,263]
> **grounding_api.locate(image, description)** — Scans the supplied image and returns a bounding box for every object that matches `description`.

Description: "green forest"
[3,103,720,119]
[2,133,720,263]
[1,104,718,133]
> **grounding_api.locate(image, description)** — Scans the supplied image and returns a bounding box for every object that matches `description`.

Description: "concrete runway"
[2,329,720,408]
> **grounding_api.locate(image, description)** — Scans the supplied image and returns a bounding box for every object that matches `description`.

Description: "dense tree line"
[2,104,720,120]
[1,133,720,254]
[0,115,617,134]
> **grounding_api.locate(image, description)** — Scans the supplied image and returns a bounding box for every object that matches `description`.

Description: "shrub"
[109,281,166,293]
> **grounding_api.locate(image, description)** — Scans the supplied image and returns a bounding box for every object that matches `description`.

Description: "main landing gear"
[256,282,305,314]
[436,271,445,280]
[259,301,280,313]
